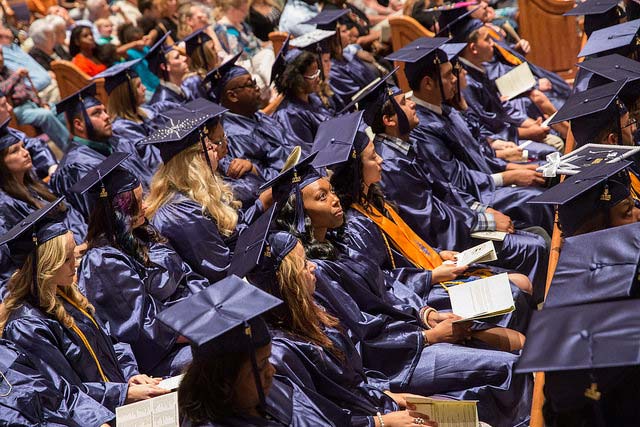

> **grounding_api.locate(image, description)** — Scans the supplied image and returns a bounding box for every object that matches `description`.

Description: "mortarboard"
[515,299,640,415]
[544,221,640,308]
[287,29,336,62]
[69,151,138,198]
[270,37,290,86]
[564,0,623,38]
[578,19,640,58]
[385,37,449,94]
[140,103,227,167]
[156,274,282,406]
[145,32,172,78]
[529,160,631,236]
[228,205,279,280]
[55,83,102,139]
[259,152,322,233]
[338,67,410,134]
[202,51,246,102]
[311,111,369,168]
[302,8,351,31]
[93,59,141,94]
[436,2,484,43]
[0,198,68,304]
[183,28,213,70]
[548,79,628,146]
[0,118,23,151]
[578,54,640,104]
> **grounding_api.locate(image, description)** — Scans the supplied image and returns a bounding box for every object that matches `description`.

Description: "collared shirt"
[278,0,319,37]
[1,43,50,91]
[376,133,412,156]
[160,80,186,97]
[73,136,113,156]
[459,56,486,74]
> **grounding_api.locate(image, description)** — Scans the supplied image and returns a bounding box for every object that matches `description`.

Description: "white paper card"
[404,396,479,427]
[158,374,184,391]
[495,62,536,100]
[470,231,507,242]
[454,241,497,266]
[541,111,557,128]
[116,392,179,427]
[447,273,515,321]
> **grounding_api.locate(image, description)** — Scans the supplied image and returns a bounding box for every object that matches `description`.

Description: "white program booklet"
[116,392,179,427]
[470,231,507,242]
[495,62,536,100]
[158,374,184,391]
[454,241,497,266]
[447,273,515,322]
[404,396,479,427]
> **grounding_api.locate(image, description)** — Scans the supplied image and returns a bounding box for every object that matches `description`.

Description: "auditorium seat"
[389,15,435,92]
[51,60,108,105]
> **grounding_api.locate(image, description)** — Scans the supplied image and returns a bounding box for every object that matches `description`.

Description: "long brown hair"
[107,77,148,122]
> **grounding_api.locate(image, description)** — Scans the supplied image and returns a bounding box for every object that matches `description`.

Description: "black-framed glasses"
[202,133,227,151]
[228,78,258,91]
[623,117,638,129]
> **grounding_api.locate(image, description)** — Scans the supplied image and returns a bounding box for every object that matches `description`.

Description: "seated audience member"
[117,23,160,97]
[50,84,152,220]
[70,25,107,77]
[156,275,350,426]
[0,204,168,413]
[95,18,115,45]
[278,0,320,37]
[0,25,52,93]
[146,33,190,105]
[77,159,207,377]
[143,104,267,283]
[248,0,282,41]
[28,18,59,72]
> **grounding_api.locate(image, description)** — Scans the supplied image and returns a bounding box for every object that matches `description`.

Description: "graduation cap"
[259,152,322,233]
[563,0,623,38]
[69,151,138,198]
[155,274,282,407]
[385,37,449,95]
[544,221,640,309]
[270,37,290,86]
[312,111,369,168]
[55,83,102,140]
[302,8,351,31]
[140,103,227,170]
[288,29,337,63]
[145,31,173,79]
[529,160,631,236]
[93,59,141,94]
[0,198,68,304]
[515,299,640,416]
[0,117,23,151]
[578,19,640,58]
[578,54,640,104]
[549,79,627,147]
[338,67,410,134]
[203,51,246,102]
[436,3,484,43]
[183,28,213,70]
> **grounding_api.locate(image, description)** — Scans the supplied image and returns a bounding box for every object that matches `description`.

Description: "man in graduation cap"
[387,38,556,235]
[49,83,153,220]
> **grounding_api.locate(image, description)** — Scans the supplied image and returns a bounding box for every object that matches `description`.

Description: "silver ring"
[414,418,425,425]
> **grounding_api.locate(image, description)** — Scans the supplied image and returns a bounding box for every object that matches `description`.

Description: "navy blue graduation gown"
[78,240,208,376]
[374,135,548,302]
[185,375,350,426]
[0,339,115,426]
[2,298,139,412]
[24,135,58,179]
[0,225,12,300]
[150,82,188,105]
[181,74,207,101]
[311,253,532,427]
[223,111,296,181]
[217,154,267,207]
[411,103,554,233]
[272,94,333,156]
[150,192,262,283]
[329,56,378,112]
[269,326,398,427]
[50,138,152,221]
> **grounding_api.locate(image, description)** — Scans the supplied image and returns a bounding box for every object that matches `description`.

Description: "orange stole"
[486,27,523,67]
[629,171,640,201]
[352,202,443,270]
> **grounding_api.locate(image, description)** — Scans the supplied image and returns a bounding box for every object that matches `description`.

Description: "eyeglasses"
[623,117,638,129]
[202,133,227,152]
[303,69,321,80]
[228,78,258,91]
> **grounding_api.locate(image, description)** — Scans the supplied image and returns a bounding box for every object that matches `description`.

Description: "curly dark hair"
[274,51,318,97]
[275,190,340,260]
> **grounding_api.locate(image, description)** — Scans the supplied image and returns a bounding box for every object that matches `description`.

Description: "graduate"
[143,103,269,284]
[208,50,296,183]
[146,32,191,105]
[76,155,208,377]
[0,118,87,245]
[49,84,152,221]
[0,201,168,413]
[233,225,437,427]
[94,59,178,172]
[303,9,379,112]
[273,30,337,155]
[0,338,115,426]
[264,156,533,427]
[386,38,555,235]
[182,28,218,100]
[357,78,550,302]
[156,275,350,426]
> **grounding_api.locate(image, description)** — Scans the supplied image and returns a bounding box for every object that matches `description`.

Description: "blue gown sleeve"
[111,118,162,172]
[24,136,57,179]
[2,316,129,411]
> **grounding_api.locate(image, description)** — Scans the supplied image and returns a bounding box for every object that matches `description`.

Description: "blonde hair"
[275,247,340,352]
[107,77,148,122]
[0,232,94,335]
[189,39,219,78]
[145,142,240,236]
[94,18,111,29]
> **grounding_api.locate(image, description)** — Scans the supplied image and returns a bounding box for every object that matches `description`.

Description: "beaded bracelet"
[376,412,385,427]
